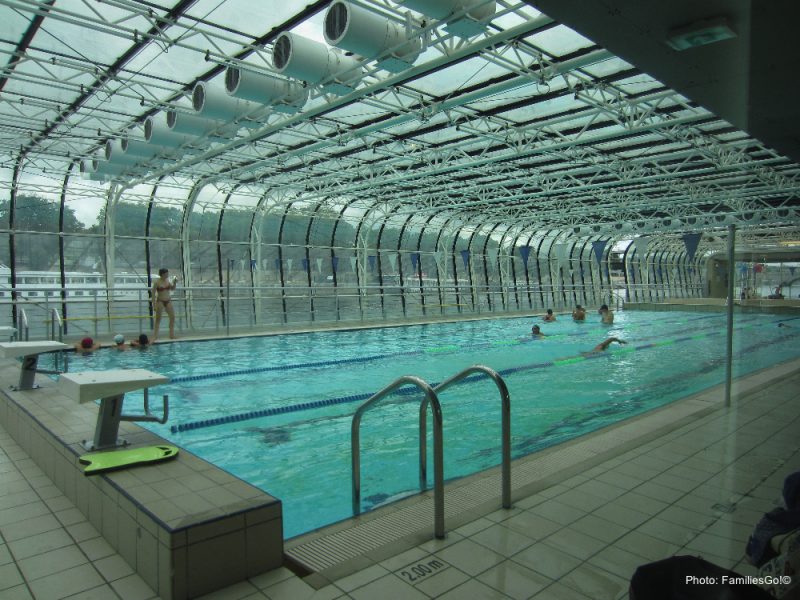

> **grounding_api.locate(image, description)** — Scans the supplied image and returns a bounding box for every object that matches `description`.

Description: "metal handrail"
[422,365,512,509]
[351,375,445,539]
[17,307,29,341]
[50,308,66,372]
[51,308,64,342]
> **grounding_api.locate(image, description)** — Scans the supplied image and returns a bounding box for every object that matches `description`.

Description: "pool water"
[71,311,800,537]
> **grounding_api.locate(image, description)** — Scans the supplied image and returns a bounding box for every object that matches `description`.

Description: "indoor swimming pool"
[69,310,800,537]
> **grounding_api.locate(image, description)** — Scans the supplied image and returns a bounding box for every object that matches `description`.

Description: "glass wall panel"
[14,172,63,233]
[0,232,10,328]
[0,167,12,230]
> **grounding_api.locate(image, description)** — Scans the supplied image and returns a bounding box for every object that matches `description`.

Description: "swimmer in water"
[591,337,626,352]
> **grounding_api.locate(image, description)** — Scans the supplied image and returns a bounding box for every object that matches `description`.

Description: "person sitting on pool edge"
[531,324,545,338]
[572,305,586,321]
[592,337,626,352]
[599,304,614,324]
[74,337,101,354]
[542,309,557,322]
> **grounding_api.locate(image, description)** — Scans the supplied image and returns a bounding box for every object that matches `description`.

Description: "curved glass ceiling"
[0,0,797,244]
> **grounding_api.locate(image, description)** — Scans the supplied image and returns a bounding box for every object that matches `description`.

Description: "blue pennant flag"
[460,250,470,268]
[411,253,420,271]
[682,232,702,262]
[591,240,608,267]
[274,259,280,271]
[332,256,338,273]
[368,255,376,272]
[790,266,796,276]
[250,259,257,271]
[519,245,531,266]
[301,258,309,272]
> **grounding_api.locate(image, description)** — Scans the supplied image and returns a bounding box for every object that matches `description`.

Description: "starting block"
[59,369,170,451]
[0,341,70,390]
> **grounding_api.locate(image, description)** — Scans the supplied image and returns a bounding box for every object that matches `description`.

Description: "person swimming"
[531,324,545,338]
[542,309,556,322]
[591,337,626,352]
[572,305,586,321]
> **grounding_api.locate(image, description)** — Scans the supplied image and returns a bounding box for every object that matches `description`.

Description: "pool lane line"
[168,316,782,433]
[168,312,727,385]
[198,327,797,449]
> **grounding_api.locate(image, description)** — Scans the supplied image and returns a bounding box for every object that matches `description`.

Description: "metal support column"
[724,224,735,407]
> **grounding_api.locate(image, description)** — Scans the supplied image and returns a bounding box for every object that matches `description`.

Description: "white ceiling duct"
[121,137,166,159]
[145,115,196,148]
[81,158,131,180]
[324,1,422,73]
[167,111,228,137]
[395,0,495,37]
[104,139,137,165]
[192,81,261,122]
[273,32,362,95]
[225,67,308,114]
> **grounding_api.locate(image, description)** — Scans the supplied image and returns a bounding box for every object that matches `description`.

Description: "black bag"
[629,555,773,600]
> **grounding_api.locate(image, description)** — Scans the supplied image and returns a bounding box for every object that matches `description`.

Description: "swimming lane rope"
[169,315,795,433]
[168,312,720,384]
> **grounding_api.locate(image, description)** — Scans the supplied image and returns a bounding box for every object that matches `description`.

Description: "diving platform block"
[0,341,70,390]
[0,326,17,341]
[59,369,170,451]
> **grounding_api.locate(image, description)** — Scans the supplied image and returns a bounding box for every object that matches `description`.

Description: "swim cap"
[80,337,94,349]
[114,334,124,344]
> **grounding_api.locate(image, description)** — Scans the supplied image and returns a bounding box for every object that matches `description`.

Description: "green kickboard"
[79,445,179,475]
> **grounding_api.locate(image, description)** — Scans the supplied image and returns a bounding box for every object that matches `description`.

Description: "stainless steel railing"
[351,375,445,539]
[423,365,512,509]
[50,308,63,342]
[16,307,29,341]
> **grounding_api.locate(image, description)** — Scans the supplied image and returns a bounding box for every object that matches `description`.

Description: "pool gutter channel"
[284,357,800,588]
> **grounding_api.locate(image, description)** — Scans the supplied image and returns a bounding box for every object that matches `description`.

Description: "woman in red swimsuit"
[152,267,177,340]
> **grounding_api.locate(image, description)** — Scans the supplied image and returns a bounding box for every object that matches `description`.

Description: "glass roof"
[0,0,797,243]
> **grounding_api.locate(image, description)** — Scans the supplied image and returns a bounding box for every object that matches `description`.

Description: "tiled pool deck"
[1,354,798,599]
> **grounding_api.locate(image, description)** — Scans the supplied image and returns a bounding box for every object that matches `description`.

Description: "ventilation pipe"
[395,0,495,37]
[104,139,139,165]
[145,115,196,148]
[224,66,308,114]
[324,1,422,73]
[167,110,231,138]
[273,31,362,95]
[192,81,263,122]
[121,137,168,159]
[81,159,131,180]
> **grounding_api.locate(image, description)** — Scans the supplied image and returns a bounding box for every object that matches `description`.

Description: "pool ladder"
[351,365,511,539]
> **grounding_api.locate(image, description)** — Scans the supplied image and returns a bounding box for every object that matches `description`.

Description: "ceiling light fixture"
[666,17,736,51]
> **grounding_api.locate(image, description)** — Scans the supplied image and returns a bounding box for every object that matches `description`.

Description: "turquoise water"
[70,311,800,538]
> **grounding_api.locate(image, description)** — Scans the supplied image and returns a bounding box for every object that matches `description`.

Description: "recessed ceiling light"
[666,17,736,51]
